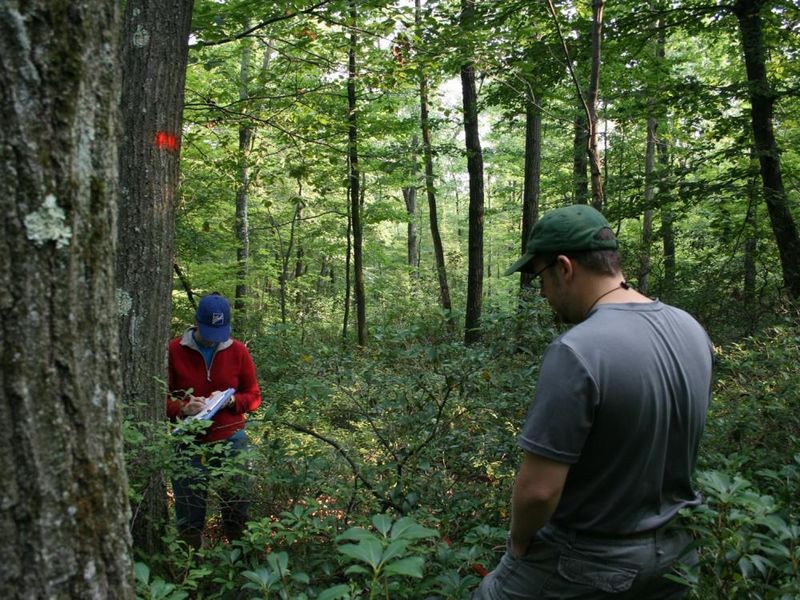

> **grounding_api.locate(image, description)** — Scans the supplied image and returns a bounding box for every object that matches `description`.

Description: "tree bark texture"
[520,93,543,289]
[734,0,800,298]
[348,2,367,346]
[460,0,485,346]
[117,0,194,554]
[416,0,452,312]
[0,2,134,597]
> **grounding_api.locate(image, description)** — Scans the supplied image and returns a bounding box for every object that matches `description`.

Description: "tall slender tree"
[348,0,367,345]
[416,0,452,314]
[460,0,486,345]
[1,1,134,596]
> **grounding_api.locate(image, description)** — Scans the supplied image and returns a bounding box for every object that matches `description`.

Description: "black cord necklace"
[585,281,630,317]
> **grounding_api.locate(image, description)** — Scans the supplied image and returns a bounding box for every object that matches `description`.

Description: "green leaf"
[383,556,425,578]
[337,527,378,543]
[134,562,150,585]
[317,584,351,600]
[391,517,439,541]
[381,539,410,563]
[372,514,393,536]
[338,537,383,569]
[344,564,370,575]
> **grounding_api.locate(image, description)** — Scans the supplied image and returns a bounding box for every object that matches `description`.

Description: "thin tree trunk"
[587,0,605,210]
[403,136,419,276]
[521,91,543,289]
[734,0,800,298]
[461,0,485,345]
[416,0,452,313]
[573,114,589,205]
[658,139,675,294]
[342,185,352,341]
[0,2,134,596]
[235,32,253,316]
[639,119,657,294]
[744,158,758,314]
[348,1,367,346]
[117,0,194,555]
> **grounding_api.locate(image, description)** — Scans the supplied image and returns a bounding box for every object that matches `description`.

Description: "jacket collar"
[180,327,234,352]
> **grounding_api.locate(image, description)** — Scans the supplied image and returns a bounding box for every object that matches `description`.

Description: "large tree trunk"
[116,0,193,555]
[235,33,253,317]
[734,0,800,298]
[348,1,367,346]
[461,0,485,346]
[520,91,543,289]
[0,2,134,597]
[416,0,452,313]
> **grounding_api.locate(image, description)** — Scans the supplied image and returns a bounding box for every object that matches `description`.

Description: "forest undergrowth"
[127,302,800,600]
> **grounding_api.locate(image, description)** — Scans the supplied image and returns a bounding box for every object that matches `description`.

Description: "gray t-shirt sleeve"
[518,340,598,464]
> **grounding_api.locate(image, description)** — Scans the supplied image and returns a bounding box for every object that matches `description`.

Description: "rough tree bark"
[461,0,486,345]
[0,2,134,597]
[733,0,800,298]
[117,0,194,554]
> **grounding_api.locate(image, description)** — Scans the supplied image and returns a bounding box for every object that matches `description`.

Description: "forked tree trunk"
[117,0,194,555]
[0,2,134,597]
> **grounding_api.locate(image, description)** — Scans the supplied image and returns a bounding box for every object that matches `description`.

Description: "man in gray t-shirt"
[474,205,713,600]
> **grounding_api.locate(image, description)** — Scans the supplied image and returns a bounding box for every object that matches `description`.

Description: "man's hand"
[181,395,206,416]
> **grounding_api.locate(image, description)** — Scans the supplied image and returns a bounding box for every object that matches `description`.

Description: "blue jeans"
[172,429,251,539]
[473,522,697,599]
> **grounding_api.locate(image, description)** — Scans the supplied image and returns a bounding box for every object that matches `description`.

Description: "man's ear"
[556,255,576,282]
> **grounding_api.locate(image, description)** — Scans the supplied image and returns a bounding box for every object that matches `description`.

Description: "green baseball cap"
[504,205,618,275]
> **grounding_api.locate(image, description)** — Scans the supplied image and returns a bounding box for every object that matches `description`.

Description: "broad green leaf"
[391,517,439,541]
[337,527,379,543]
[134,562,150,584]
[338,538,383,568]
[381,539,410,563]
[372,513,393,536]
[383,556,425,578]
[317,584,351,600]
[344,564,370,575]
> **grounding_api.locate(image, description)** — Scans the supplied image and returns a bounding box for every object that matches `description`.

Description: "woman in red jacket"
[167,293,261,550]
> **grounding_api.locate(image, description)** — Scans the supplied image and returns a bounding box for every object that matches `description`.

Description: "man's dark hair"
[543,227,621,276]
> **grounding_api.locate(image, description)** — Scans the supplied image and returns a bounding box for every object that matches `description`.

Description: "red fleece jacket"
[167,328,261,443]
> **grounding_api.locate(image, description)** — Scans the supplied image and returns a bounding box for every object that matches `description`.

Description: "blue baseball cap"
[195,294,231,343]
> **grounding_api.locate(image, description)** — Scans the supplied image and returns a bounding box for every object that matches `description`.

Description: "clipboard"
[172,388,235,435]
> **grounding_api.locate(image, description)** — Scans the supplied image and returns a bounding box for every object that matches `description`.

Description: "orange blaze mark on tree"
[154,131,178,151]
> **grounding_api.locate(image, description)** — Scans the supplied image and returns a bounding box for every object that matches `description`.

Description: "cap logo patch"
[212,312,225,325]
